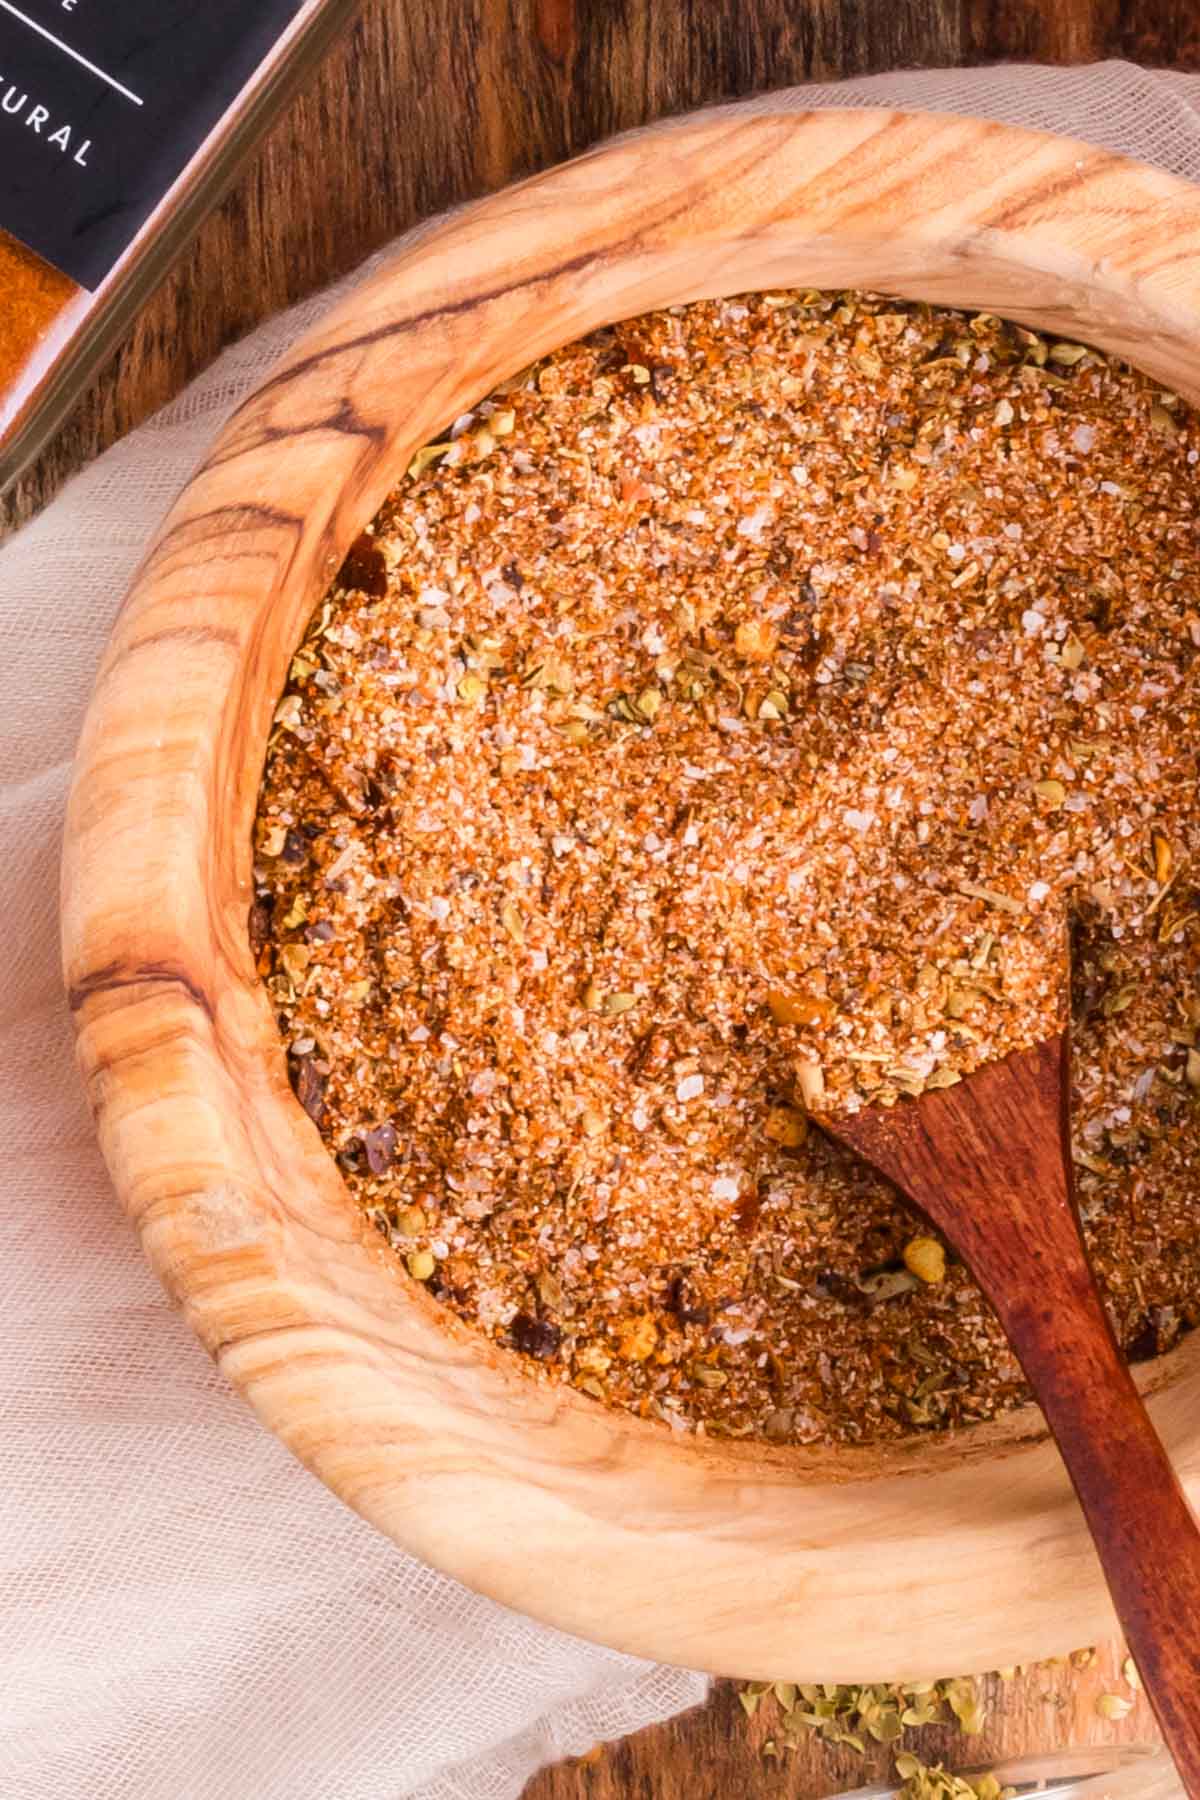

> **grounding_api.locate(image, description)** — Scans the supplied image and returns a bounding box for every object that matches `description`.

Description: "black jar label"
[0,0,308,290]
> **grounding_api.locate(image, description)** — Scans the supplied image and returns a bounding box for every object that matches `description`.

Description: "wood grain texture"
[5,0,1200,536]
[824,1037,1200,1790]
[528,1649,1161,1800]
[60,105,1200,1688]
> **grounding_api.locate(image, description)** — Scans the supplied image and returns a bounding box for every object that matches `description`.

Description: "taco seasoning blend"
[255,290,1200,1447]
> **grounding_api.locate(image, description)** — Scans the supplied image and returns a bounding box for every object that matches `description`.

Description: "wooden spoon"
[817,1031,1200,1790]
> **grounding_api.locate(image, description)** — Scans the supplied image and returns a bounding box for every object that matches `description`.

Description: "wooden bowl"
[62,104,1200,1682]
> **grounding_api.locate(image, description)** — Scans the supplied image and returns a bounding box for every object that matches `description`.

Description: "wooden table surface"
[528,1649,1160,1800]
[10,0,1197,1790]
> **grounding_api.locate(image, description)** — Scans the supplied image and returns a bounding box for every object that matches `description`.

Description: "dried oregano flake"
[737,1671,987,1756]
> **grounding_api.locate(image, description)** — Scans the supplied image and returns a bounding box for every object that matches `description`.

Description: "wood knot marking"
[67,957,215,1023]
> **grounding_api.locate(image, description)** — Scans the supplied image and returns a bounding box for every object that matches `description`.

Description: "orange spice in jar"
[0,233,79,395]
[0,231,89,477]
[0,1,359,499]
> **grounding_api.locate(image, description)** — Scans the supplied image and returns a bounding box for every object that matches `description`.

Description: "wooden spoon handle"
[831,1037,1200,1788]
[980,1227,1200,1783]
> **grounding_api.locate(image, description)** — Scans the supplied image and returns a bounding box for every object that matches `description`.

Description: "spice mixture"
[253,290,1200,1446]
[0,230,76,422]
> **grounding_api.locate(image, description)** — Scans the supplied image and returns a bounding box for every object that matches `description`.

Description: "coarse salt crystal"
[1071,423,1096,453]
[736,505,773,539]
[711,1175,739,1202]
[1021,609,1044,636]
[1028,880,1050,903]
[676,1073,705,1103]
[843,808,874,833]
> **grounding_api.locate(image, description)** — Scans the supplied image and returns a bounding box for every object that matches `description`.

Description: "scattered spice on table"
[741,1645,1137,1783]
[894,1757,1013,1800]
[740,1670,985,1752]
[253,289,1200,1446]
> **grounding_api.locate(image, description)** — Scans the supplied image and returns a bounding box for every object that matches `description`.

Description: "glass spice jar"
[0,0,360,498]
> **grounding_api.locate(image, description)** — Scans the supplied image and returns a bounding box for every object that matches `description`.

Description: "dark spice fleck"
[360,1121,397,1174]
[249,900,271,955]
[291,1055,327,1126]
[510,1313,562,1360]
[338,531,388,598]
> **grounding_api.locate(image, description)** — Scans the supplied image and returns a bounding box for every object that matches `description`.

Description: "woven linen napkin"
[2,62,1197,1800]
